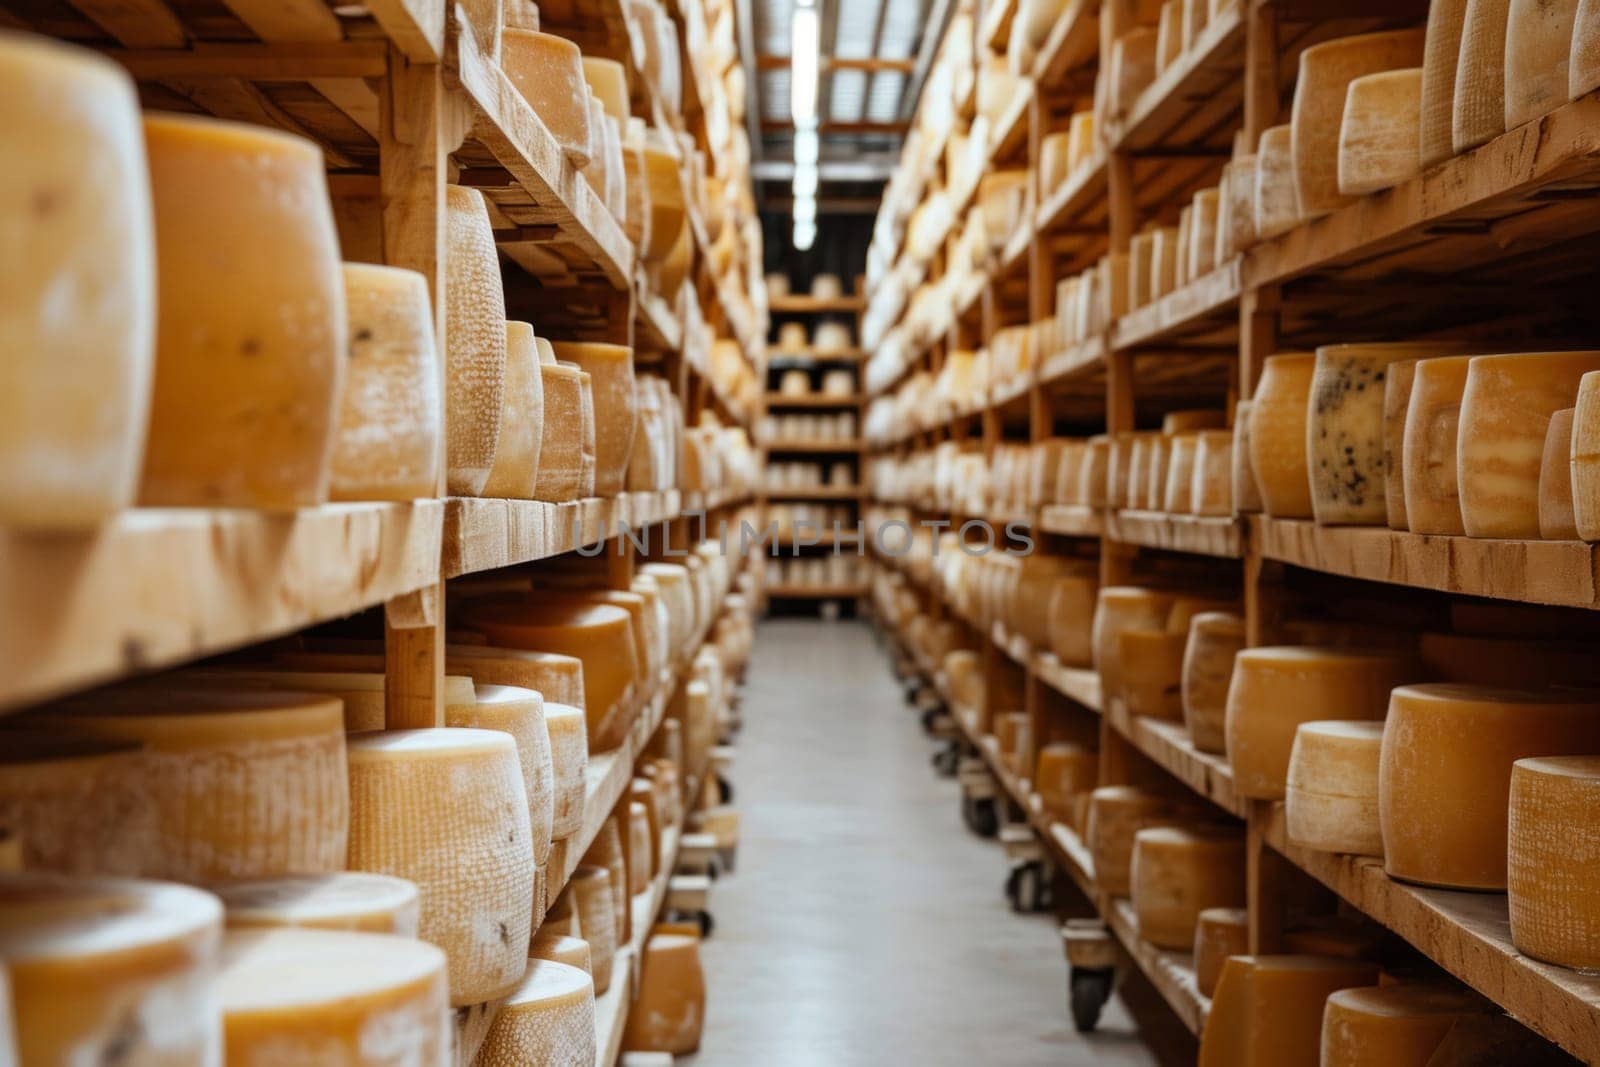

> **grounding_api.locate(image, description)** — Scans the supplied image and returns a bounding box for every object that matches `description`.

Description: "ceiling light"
[792,164,818,197]
[794,126,819,166]
[793,218,817,251]
[792,195,817,226]
[790,4,819,127]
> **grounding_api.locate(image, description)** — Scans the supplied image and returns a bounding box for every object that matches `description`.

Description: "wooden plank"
[762,393,865,409]
[442,491,685,577]
[1105,897,1211,1036]
[0,501,443,711]
[364,0,444,61]
[1107,510,1246,558]
[216,0,341,44]
[1105,699,1245,817]
[1112,257,1242,351]
[1037,503,1106,537]
[1031,0,1098,91]
[1031,652,1102,711]
[1106,4,1245,153]
[65,0,185,46]
[768,295,865,313]
[108,42,389,79]
[591,946,633,1067]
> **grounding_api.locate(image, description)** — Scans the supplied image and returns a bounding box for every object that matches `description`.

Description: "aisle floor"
[687,619,1157,1067]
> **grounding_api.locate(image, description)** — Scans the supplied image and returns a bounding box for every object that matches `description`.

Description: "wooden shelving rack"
[860,0,1600,1061]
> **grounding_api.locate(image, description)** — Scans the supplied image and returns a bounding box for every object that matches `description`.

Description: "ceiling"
[739,0,950,211]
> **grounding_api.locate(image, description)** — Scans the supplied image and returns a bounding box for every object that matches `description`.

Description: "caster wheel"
[931,743,960,778]
[903,684,921,706]
[961,794,999,838]
[1069,967,1114,1033]
[920,705,946,734]
[695,910,715,939]
[716,773,735,804]
[1008,861,1045,913]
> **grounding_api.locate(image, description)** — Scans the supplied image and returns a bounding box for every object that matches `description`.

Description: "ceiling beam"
[755,54,916,72]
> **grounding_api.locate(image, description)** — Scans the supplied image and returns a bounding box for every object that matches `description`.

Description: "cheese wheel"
[1040,131,1071,189]
[531,931,592,974]
[330,264,442,501]
[1162,409,1227,434]
[442,185,507,498]
[1176,207,1194,288]
[1232,400,1263,512]
[480,321,544,499]
[1013,556,1092,648]
[1226,647,1416,800]
[1119,629,1187,720]
[1508,756,1600,969]
[1573,371,1600,540]
[1156,1,1182,72]
[1150,226,1180,301]
[582,57,629,122]
[1086,786,1180,897]
[1310,343,1468,525]
[1199,955,1382,1067]
[575,366,598,496]
[0,873,222,1065]
[1293,30,1426,216]
[1285,720,1385,856]
[1111,28,1160,116]
[1189,188,1220,278]
[623,932,706,1054]
[542,889,581,938]
[1383,359,1421,529]
[1163,434,1198,513]
[161,665,430,733]
[1124,433,1151,507]
[1188,430,1232,516]
[1106,432,1149,507]
[621,138,652,249]
[218,927,449,1064]
[1573,0,1600,97]
[550,341,637,497]
[1145,436,1172,510]
[213,873,419,936]
[34,689,348,882]
[477,959,596,1066]
[1254,125,1302,239]
[446,684,555,867]
[1504,0,1578,129]
[140,114,343,509]
[1338,68,1424,196]
[583,817,630,945]
[531,361,589,502]
[1046,573,1100,667]
[1220,156,1258,258]
[640,140,685,264]
[627,801,653,893]
[1130,826,1246,950]
[1402,354,1474,534]
[465,597,638,751]
[280,645,589,717]
[995,712,1031,776]
[0,36,154,529]
[1459,352,1600,537]
[1249,353,1317,518]
[1035,744,1098,822]
[1182,611,1245,754]
[1321,984,1488,1067]
[1380,684,1600,889]
[345,728,534,1005]
[1421,0,1469,166]
[1193,907,1248,999]
[1093,588,1176,701]
[1540,407,1580,538]
[1452,0,1512,152]
[0,731,154,876]
[630,779,662,874]
[567,865,617,994]
[641,563,696,651]
[501,30,593,166]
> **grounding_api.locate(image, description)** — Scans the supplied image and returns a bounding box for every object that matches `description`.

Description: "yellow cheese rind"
[1380,684,1600,889]
[550,341,638,497]
[213,873,420,936]
[1383,359,1420,529]
[1573,370,1600,540]
[1321,983,1488,1067]
[1402,354,1474,534]
[545,703,589,839]
[1199,954,1383,1067]
[1285,720,1385,856]
[1118,629,1187,720]
[1452,0,1511,152]
[1573,0,1600,99]
[445,683,555,867]
[1249,353,1317,518]
[443,185,507,497]
[1086,786,1180,897]
[1129,826,1246,949]
[1233,399,1263,512]
[567,865,617,995]
[345,728,535,1005]
[0,732,155,876]
[1035,744,1098,822]
[501,30,593,166]
[1254,125,1302,239]
[532,361,591,503]
[477,959,597,1067]
[1193,906,1248,999]
[1508,756,1600,970]
[1092,587,1175,700]
[140,114,344,509]
[1540,407,1579,539]
[480,321,544,499]
[1182,611,1245,754]
[531,931,592,974]
[1421,0,1469,166]
[0,35,154,529]
[1504,0,1578,129]
[622,932,705,1054]
[1338,68,1424,196]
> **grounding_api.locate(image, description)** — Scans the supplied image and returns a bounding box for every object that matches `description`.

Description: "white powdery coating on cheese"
[476,960,595,1067]
[0,744,155,876]
[445,684,555,867]
[1508,757,1600,969]
[442,185,507,497]
[567,868,617,995]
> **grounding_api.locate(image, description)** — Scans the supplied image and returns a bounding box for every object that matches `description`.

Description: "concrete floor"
[687,619,1157,1067]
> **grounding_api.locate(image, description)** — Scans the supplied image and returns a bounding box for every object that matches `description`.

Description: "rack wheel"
[931,741,961,778]
[1006,861,1048,913]
[716,772,735,803]
[919,705,947,734]
[693,910,715,939]
[961,793,999,838]
[903,682,922,706]
[1069,967,1114,1033]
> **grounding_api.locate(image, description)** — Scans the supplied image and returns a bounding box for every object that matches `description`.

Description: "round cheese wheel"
[1249,353,1318,518]
[1421,0,1469,166]
[1572,370,1600,540]
[346,728,535,1005]
[0,731,154,876]
[628,801,654,893]
[1321,983,1488,1067]
[1119,629,1188,720]
[445,684,555,867]
[1508,756,1600,969]
[549,341,638,497]
[1453,0,1512,152]
[1219,155,1258,259]
[1191,430,1234,516]
[1226,646,1416,800]
[1401,354,1474,534]
[480,320,544,499]
[477,959,597,1066]
[1381,684,1600,889]
[533,361,588,503]
[1540,407,1580,539]
[1254,125,1303,240]
[1130,826,1246,950]
[1337,68,1425,196]
[567,865,617,995]
[1036,744,1098,822]
[1232,399,1264,512]
[1093,587,1176,701]
[1504,0,1578,129]
[1163,435,1199,513]
[532,931,592,974]
[1382,358,1421,529]
[1286,720,1385,856]
[219,927,450,1064]
[1182,612,1246,754]
[1200,954,1382,1067]
[1193,906,1248,999]
[1458,352,1600,538]
[213,873,419,936]
[583,818,631,947]
[442,185,507,497]
[1086,786,1180,897]
[623,932,706,1054]
[501,30,593,166]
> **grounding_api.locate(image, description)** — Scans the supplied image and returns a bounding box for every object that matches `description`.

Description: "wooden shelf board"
[1032,0,1099,92]
[765,583,868,599]
[1106,5,1245,154]
[1038,335,1108,390]
[0,500,442,712]
[634,274,683,352]
[990,81,1034,165]
[1104,898,1211,1036]
[769,295,865,314]
[1031,652,1103,712]
[1253,516,1600,609]
[762,487,863,501]
[1037,157,1107,235]
[762,439,866,454]
[763,393,865,409]
[1109,510,1246,559]
[1106,700,1244,818]
[592,946,634,1067]
[767,348,866,362]
[442,491,684,578]
[1263,806,1600,1065]
[1112,259,1242,352]
[1038,504,1106,538]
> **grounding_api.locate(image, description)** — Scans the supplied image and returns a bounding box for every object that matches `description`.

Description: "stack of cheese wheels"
[345,728,534,1006]
[443,185,508,497]
[1380,684,1600,889]
[1012,556,1092,650]
[1086,786,1183,897]
[549,341,638,496]
[1382,358,1422,529]
[566,864,617,994]
[501,30,592,166]
[0,873,223,1063]
[532,930,592,973]
[28,688,348,882]
[1199,955,1382,1067]
[1193,907,1249,998]
[1540,408,1580,538]
[1508,756,1600,969]
[1321,983,1490,1067]
[0,35,154,530]
[1129,826,1246,949]
[1401,354,1475,534]
[330,264,442,501]
[0,731,155,875]
[1285,721,1385,856]
[1225,646,1416,800]
[444,683,556,871]
[1337,68,1425,195]
[480,320,543,499]
[465,596,641,752]
[1254,125,1301,239]
[477,959,597,1066]
[213,873,420,936]
[1035,743,1098,822]
[1092,587,1175,702]
[1249,353,1318,517]
[139,113,344,510]
[218,927,451,1063]
[623,931,707,1054]
[1457,352,1600,538]
[1308,343,1470,525]
[1182,612,1246,753]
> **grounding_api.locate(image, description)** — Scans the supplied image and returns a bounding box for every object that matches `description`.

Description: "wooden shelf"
[769,295,865,314]
[1105,701,1244,819]
[443,491,681,578]
[0,501,442,712]
[762,440,866,454]
[1263,806,1600,1064]
[1036,157,1107,236]
[1253,516,1600,609]
[1038,335,1107,389]
[767,348,866,362]
[634,274,683,352]
[591,945,633,1066]
[763,487,863,501]
[1037,504,1106,537]
[1105,5,1245,154]
[1108,510,1246,559]
[1111,259,1242,352]
[1031,0,1099,92]
[763,393,864,409]
[765,583,868,599]
[1104,898,1211,1036]
[1031,653,1103,712]
[991,82,1033,165]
